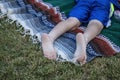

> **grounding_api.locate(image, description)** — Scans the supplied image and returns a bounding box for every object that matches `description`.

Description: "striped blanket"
[0,0,120,64]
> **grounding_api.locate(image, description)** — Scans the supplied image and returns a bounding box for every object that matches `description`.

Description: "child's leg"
[73,20,104,65]
[41,17,80,60]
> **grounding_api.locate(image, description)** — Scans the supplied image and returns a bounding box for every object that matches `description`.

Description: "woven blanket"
[0,0,120,64]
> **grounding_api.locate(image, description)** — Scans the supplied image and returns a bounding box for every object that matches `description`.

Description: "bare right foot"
[41,33,56,60]
[73,33,87,65]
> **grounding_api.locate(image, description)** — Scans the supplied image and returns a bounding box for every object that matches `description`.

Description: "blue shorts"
[69,0,110,27]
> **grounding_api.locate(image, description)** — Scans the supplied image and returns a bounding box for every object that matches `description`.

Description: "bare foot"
[73,33,87,65]
[41,33,56,60]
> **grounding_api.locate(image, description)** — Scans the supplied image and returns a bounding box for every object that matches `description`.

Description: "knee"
[89,20,104,29]
[67,17,81,30]
[67,17,80,24]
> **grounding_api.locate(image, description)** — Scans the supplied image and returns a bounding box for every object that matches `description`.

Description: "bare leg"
[73,20,104,65]
[41,17,80,60]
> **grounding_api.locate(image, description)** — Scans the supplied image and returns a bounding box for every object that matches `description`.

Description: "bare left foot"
[41,33,57,60]
[73,33,87,65]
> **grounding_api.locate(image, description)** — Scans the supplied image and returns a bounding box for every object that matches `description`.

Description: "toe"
[77,56,87,65]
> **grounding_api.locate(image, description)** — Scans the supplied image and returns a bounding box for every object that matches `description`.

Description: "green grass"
[0,18,120,80]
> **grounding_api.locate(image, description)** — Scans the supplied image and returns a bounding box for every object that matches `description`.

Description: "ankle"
[48,34,55,43]
[83,34,88,45]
